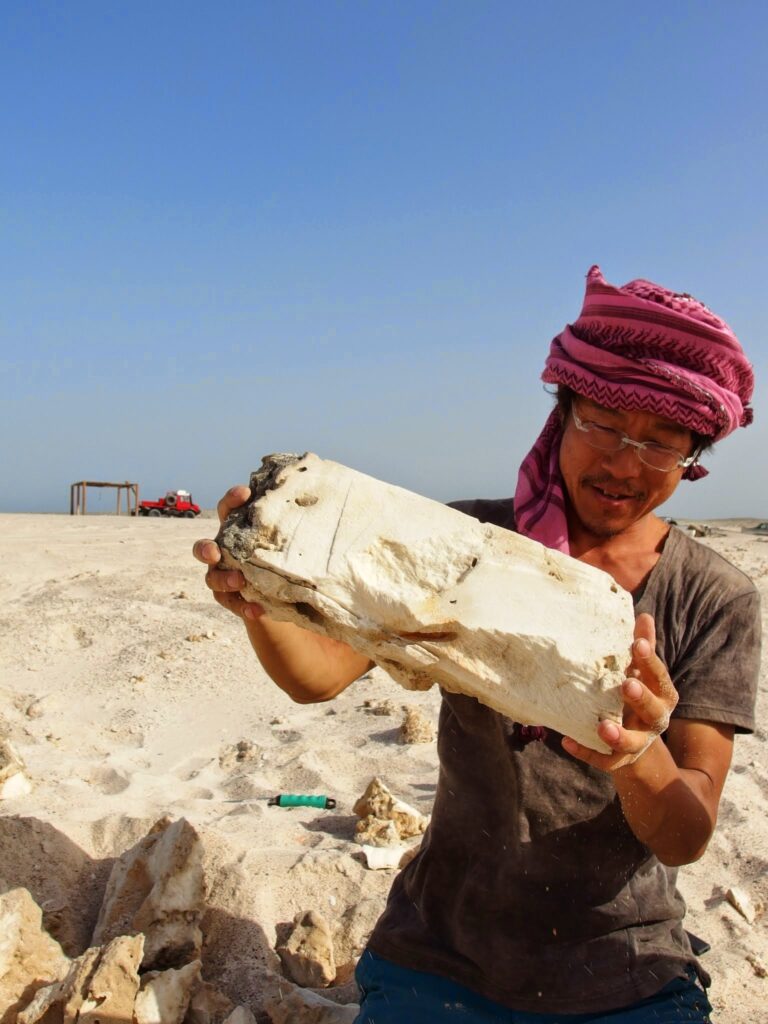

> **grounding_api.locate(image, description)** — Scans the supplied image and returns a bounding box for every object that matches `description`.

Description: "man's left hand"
[562,612,678,771]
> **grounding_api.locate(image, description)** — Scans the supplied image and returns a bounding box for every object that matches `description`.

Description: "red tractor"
[137,490,201,518]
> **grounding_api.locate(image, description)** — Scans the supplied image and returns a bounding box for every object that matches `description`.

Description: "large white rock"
[92,816,205,970]
[219,453,636,753]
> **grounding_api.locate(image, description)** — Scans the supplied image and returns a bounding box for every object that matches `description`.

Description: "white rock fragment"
[360,844,408,870]
[92,816,205,970]
[726,886,759,924]
[0,740,32,799]
[218,453,635,752]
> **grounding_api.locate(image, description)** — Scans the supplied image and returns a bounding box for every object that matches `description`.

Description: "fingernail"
[602,722,620,744]
[624,679,642,700]
[634,638,651,658]
[226,572,241,588]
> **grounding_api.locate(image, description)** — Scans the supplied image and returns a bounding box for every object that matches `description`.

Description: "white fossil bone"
[218,453,636,753]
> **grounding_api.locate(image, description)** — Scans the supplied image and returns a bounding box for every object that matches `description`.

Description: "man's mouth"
[587,481,642,505]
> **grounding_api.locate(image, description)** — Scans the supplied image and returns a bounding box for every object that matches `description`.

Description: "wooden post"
[70,480,141,515]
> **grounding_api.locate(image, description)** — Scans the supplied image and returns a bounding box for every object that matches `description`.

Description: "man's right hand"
[192,484,373,703]
[192,484,264,622]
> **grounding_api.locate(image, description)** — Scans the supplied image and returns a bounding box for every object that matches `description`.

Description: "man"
[194,266,760,1022]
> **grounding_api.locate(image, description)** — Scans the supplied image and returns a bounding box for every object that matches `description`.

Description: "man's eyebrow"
[579,400,691,440]
[649,420,691,440]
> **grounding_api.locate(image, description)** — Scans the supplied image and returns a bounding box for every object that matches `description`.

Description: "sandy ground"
[1,512,766,1020]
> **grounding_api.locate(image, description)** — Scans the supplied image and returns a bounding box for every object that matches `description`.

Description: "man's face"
[558,396,695,538]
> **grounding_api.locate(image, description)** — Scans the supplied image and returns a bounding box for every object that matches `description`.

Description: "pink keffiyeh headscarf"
[515,265,755,553]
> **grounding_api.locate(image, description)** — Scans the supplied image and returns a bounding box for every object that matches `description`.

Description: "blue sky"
[2,1,766,517]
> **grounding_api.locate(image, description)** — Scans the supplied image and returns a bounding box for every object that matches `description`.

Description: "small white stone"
[361,844,407,870]
[726,886,758,924]
[0,772,32,799]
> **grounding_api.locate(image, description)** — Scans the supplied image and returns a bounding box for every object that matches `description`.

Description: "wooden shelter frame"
[70,481,140,516]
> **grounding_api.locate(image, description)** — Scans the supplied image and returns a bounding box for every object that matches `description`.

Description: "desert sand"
[0,511,766,1021]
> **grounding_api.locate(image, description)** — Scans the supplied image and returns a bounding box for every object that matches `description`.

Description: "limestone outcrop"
[218,453,636,752]
[92,815,205,970]
[0,887,69,1023]
[7,823,255,1024]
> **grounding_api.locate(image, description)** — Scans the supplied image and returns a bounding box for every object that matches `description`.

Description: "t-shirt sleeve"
[670,589,761,733]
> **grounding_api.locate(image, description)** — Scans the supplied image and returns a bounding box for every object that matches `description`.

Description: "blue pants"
[353,950,713,1023]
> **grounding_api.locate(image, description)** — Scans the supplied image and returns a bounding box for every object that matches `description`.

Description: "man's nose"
[600,442,644,474]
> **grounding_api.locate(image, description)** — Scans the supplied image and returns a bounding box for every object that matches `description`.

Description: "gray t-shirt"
[368,502,761,1014]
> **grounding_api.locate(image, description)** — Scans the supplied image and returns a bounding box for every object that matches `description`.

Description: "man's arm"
[562,612,734,866]
[193,486,373,704]
[610,718,733,866]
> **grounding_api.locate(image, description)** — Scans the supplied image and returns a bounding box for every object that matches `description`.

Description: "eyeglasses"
[571,407,699,473]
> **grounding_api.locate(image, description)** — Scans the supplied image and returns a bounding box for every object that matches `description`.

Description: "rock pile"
[0,817,253,1024]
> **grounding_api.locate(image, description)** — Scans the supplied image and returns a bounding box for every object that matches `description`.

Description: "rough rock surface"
[218,453,635,752]
[186,980,237,1023]
[134,960,202,1024]
[353,778,429,844]
[354,818,401,847]
[399,705,435,744]
[76,934,144,1023]
[265,981,359,1024]
[92,815,205,969]
[0,887,69,1024]
[276,910,336,988]
[17,936,143,1024]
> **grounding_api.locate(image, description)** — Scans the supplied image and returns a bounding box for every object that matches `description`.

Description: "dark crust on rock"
[249,452,307,501]
[216,453,307,561]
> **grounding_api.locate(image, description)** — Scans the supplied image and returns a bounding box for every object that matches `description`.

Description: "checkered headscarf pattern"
[515,266,755,552]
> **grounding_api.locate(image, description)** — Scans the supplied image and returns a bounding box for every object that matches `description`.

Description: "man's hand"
[192,484,265,622]
[562,612,678,771]
[192,484,372,703]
